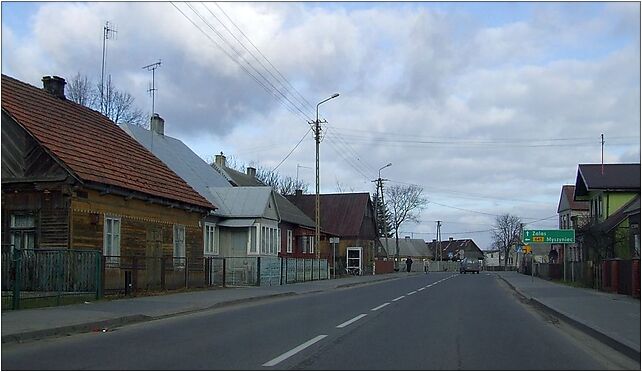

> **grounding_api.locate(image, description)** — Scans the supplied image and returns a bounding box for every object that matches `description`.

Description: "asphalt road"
[1,272,629,370]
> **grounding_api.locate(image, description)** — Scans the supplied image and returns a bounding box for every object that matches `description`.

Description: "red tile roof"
[1,74,213,210]
[558,185,589,212]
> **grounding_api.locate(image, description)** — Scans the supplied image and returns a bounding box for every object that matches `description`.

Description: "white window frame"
[103,216,121,263]
[287,230,293,253]
[204,222,218,255]
[277,228,282,253]
[248,226,258,254]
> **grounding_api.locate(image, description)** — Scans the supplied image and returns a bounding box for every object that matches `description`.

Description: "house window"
[261,226,267,254]
[278,228,282,253]
[204,223,218,255]
[287,230,293,253]
[10,214,36,250]
[173,224,186,267]
[301,236,315,254]
[104,216,121,262]
[249,226,257,254]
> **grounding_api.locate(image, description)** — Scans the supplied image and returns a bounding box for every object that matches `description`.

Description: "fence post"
[204,257,209,287]
[12,246,21,310]
[160,257,166,290]
[56,251,63,306]
[185,257,189,289]
[132,256,139,294]
[95,252,102,300]
[280,258,284,285]
[222,258,226,288]
[256,257,261,286]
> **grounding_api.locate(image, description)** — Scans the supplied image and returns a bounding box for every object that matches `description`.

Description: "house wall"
[70,189,203,258]
[320,238,375,273]
[278,222,316,259]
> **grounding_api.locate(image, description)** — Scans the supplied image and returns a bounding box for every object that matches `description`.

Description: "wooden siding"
[1,114,69,181]
[70,189,204,258]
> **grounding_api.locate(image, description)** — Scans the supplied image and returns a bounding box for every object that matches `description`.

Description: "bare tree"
[492,214,522,268]
[385,184,428,269]
[64,72,146,127]
[67,73,95,107]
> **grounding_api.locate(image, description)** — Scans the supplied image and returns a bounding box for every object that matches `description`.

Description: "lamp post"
[313,93,339,260]
[377,163,392,264]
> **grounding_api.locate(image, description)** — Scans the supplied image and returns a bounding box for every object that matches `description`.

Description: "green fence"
[2,246,102,310]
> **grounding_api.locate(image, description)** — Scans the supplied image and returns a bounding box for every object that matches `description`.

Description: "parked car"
[460,258,480,274]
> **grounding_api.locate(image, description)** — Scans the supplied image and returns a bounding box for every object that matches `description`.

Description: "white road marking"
[407,291,417,295]
[336,314,368,328]
[417,287,425,291]
[262,335,327,367]
[371,303,390,311]
[392,295,405,302]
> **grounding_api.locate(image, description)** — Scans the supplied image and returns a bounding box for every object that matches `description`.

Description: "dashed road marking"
[407,291,417,295]
[392,295,405,302]
[336,314,368,328]
[371,303,390,311]
[262,335,327,367]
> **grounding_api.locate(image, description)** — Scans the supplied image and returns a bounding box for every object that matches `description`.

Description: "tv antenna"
[142,60,162,115]
[100,21,117,113]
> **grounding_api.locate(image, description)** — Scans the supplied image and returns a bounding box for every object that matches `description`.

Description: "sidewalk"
[495,271,641,361]
[1,272,410,344]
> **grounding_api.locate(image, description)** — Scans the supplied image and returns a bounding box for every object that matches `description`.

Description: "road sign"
[329,237,340,244]
[523,229,575,244]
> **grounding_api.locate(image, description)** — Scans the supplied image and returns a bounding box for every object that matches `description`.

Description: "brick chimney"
[246,167,256,178]
[215,152,226,168]
[150,114,165,135]
[42,76,66,99]
[295,189,303,197]
[449,237,454,241]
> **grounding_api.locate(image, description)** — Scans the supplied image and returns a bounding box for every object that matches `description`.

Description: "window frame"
[103,215,121,263]
[204,222,219,255]
[286,230,293,253]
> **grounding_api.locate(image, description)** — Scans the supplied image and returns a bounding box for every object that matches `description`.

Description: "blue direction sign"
[523,229,575,244]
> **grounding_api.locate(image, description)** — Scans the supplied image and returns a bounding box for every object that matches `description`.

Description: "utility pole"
[142,60,162,115]
[601,133,605,175]
[372,174,391,268]
[100,21,117,114]
[309,94,339,261]
[436,220,442,271]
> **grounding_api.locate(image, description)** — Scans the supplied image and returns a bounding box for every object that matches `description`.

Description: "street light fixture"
[313,93,340,260]
[376,163,392,269]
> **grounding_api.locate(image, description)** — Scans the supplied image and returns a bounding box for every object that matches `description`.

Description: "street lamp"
[377,163,392,269]
[314,93,339,260]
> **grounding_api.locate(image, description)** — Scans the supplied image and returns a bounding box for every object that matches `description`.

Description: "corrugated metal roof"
[214,164,316,227]
[1,74,213,210]
[121,124,231,200]
[208,186,278,219]
[575,164,641,198]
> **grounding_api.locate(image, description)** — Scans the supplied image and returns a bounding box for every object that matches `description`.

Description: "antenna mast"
[142,60,162,115]
[100,21,117,114]
[601,133,605,175]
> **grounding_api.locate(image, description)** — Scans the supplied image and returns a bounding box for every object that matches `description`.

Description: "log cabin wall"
[70,189,203,259]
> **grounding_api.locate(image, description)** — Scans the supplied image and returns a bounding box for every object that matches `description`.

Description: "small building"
[557,184,590,262]
[380,237,431,272]
[483,249,500,267]
[287,191,379,275]
[426,238,484,261]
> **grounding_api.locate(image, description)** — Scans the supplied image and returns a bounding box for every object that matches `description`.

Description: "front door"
[145,226,163,289]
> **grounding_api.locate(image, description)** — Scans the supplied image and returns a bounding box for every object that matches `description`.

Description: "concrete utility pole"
[373,163,392,267]
[309,94,339,260]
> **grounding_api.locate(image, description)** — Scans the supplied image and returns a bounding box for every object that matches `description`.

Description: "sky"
[2,1,640,249]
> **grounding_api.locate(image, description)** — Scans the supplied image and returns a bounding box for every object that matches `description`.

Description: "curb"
[495,273,641,362]
[1,292,298,344]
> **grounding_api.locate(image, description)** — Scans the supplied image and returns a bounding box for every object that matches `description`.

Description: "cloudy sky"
[2,1,640,249]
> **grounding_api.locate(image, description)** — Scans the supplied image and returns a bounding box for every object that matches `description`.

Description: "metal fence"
[2,250,330,309]
[2,246,101,310]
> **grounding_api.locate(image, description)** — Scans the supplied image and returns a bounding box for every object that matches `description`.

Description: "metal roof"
[575,164,641,198]
[218,219,256,227]
[380,238,431,258]
[207,186,279,219]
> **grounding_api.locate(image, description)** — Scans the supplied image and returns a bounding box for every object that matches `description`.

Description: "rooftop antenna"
[100,21,117,114]
[142,60,162,115]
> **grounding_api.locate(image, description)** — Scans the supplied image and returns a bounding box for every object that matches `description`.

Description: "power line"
[272,128,312,172]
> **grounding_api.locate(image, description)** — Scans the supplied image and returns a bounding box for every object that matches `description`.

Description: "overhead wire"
[272,128,312,172]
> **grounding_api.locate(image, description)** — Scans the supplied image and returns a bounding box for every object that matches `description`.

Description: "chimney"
[295,189,303,197]
[405,236,411,240]
[215,152,226,168]
[432,239,437,243]
[449,237,453,241]
[246,167,256,178]
[150,114,165,135]
[42,76,66,99]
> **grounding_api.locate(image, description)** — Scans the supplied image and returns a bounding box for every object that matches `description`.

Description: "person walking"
[423,258,430,274]
[405,257,413,272]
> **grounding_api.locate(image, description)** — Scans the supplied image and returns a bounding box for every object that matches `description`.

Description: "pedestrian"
[406,256,413,272]
[549,248,558,264]
[423,258,429,274]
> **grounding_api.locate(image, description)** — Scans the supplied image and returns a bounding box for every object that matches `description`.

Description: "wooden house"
[286,191,379,274]
[1,75,215,290]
